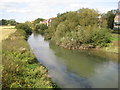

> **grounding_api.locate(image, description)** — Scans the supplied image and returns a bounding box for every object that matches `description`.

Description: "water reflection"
[28,33,118,88]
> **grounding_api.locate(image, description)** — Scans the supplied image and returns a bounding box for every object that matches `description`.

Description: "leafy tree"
[15,23,32,35]
[34,24,48,34]
[77,8,99,26]
[103,9,117,29]
[44,8,112,48]
[8,19,16,25]
[0,20,2,25]
[0,19,17,26]
[0,19,8,25]
[25,21,34,30]
[33,18,44,24]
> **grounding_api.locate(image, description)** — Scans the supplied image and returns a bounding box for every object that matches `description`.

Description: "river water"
[28,33,119,88]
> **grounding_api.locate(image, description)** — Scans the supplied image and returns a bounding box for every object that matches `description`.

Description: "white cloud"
[0,0,118,22]
[6,9,31,13]
[0,0,31,3]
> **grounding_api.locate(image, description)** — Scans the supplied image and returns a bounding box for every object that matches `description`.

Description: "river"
[28,33,119,88]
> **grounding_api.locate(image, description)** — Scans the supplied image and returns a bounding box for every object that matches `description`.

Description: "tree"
[0,19,17,26]
[44,8,112,48]
[8,19,16,25]
[78,8,99,26]
[25,21,34,29]
[33,18,44,24]
[34,24,48,35]
[103,10,117,29]
[0,19,8,25]
[15,23,32,35]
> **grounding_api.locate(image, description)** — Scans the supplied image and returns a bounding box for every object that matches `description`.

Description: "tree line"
[11,8,118,49]
[0,19,18,26]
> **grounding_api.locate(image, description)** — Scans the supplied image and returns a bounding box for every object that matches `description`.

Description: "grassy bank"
[100,33,120,54]
[2,26,57,88]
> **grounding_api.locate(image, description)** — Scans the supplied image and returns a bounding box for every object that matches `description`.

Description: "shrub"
[15,23,32,35]
[2,29,56,88]
[44,8,111,48]
[34,24,48,35]
[91,28,112,47]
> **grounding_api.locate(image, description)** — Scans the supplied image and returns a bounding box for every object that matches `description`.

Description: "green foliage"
[103,9,117,29]
[44,8,111,49]
[91,28,112,46]
[0,19,17,26]
[0,19,8,25]
[15,23,32,35]
[53,25,111,48]
[33,18,44,24]
[77,8,99,26]
[2,29,57,88]
[25,21,34,30]
[34,24,48,35]
[8,19,17,25]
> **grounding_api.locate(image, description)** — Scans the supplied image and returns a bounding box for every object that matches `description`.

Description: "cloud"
[0,0,118,22]
[0,0,31,3]
[6,9,31,13]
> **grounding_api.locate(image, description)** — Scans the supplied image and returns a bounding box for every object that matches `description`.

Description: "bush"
[33,18,44,24]
[75,26,111,47]
[44,8,111,49]
[0,19,17,26]
[34,24,48,35]
[51,25,111,48]
[2,29,56,88]
[91,28,111,47]
[25,21,35,30]
[15,23,32,35]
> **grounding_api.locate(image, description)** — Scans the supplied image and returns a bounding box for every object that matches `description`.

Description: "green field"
[101,33,120,53]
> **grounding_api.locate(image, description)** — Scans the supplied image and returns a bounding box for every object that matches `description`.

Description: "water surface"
[28,33,118,88]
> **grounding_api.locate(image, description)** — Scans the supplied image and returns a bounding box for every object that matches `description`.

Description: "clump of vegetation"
[15,23,32,35]
[102,9,117,29]
[44,8,112,49]
[25,21,35,30]
[2,29,57,88]
[33,18,44,25]
[0,19,17,26]
[34,24,48,35]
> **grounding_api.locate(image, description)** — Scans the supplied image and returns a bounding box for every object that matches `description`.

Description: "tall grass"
[2,29,57,88]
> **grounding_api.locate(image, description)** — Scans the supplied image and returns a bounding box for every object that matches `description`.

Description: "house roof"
[40,17,56,23]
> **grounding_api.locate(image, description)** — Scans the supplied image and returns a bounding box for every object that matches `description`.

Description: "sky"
[0,0,119,22]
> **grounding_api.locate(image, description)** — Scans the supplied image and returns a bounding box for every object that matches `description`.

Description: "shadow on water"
[28,33,119,88]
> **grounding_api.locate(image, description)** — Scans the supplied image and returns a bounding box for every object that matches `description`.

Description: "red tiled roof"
[40,17,55,24]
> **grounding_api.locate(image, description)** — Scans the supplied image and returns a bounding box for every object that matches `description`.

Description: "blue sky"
[0,0,119,22]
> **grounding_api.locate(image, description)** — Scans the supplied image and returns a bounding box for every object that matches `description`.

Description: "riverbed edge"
[49,39,119,54]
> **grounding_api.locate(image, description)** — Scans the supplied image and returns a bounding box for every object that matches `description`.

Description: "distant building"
[40,19,48,25]
[31,20,34,23]
[114,12,120,29]
[114,1,120,30]
[40,17,55,26]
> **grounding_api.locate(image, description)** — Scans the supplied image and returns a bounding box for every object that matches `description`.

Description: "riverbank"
[53,32,119,54]
[28,33,118,88]
[55,41,119,54]
[101,33,120,54]
[2,26,57,88]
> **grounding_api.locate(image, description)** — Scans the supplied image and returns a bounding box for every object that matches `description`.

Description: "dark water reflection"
[28,33,118,88]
